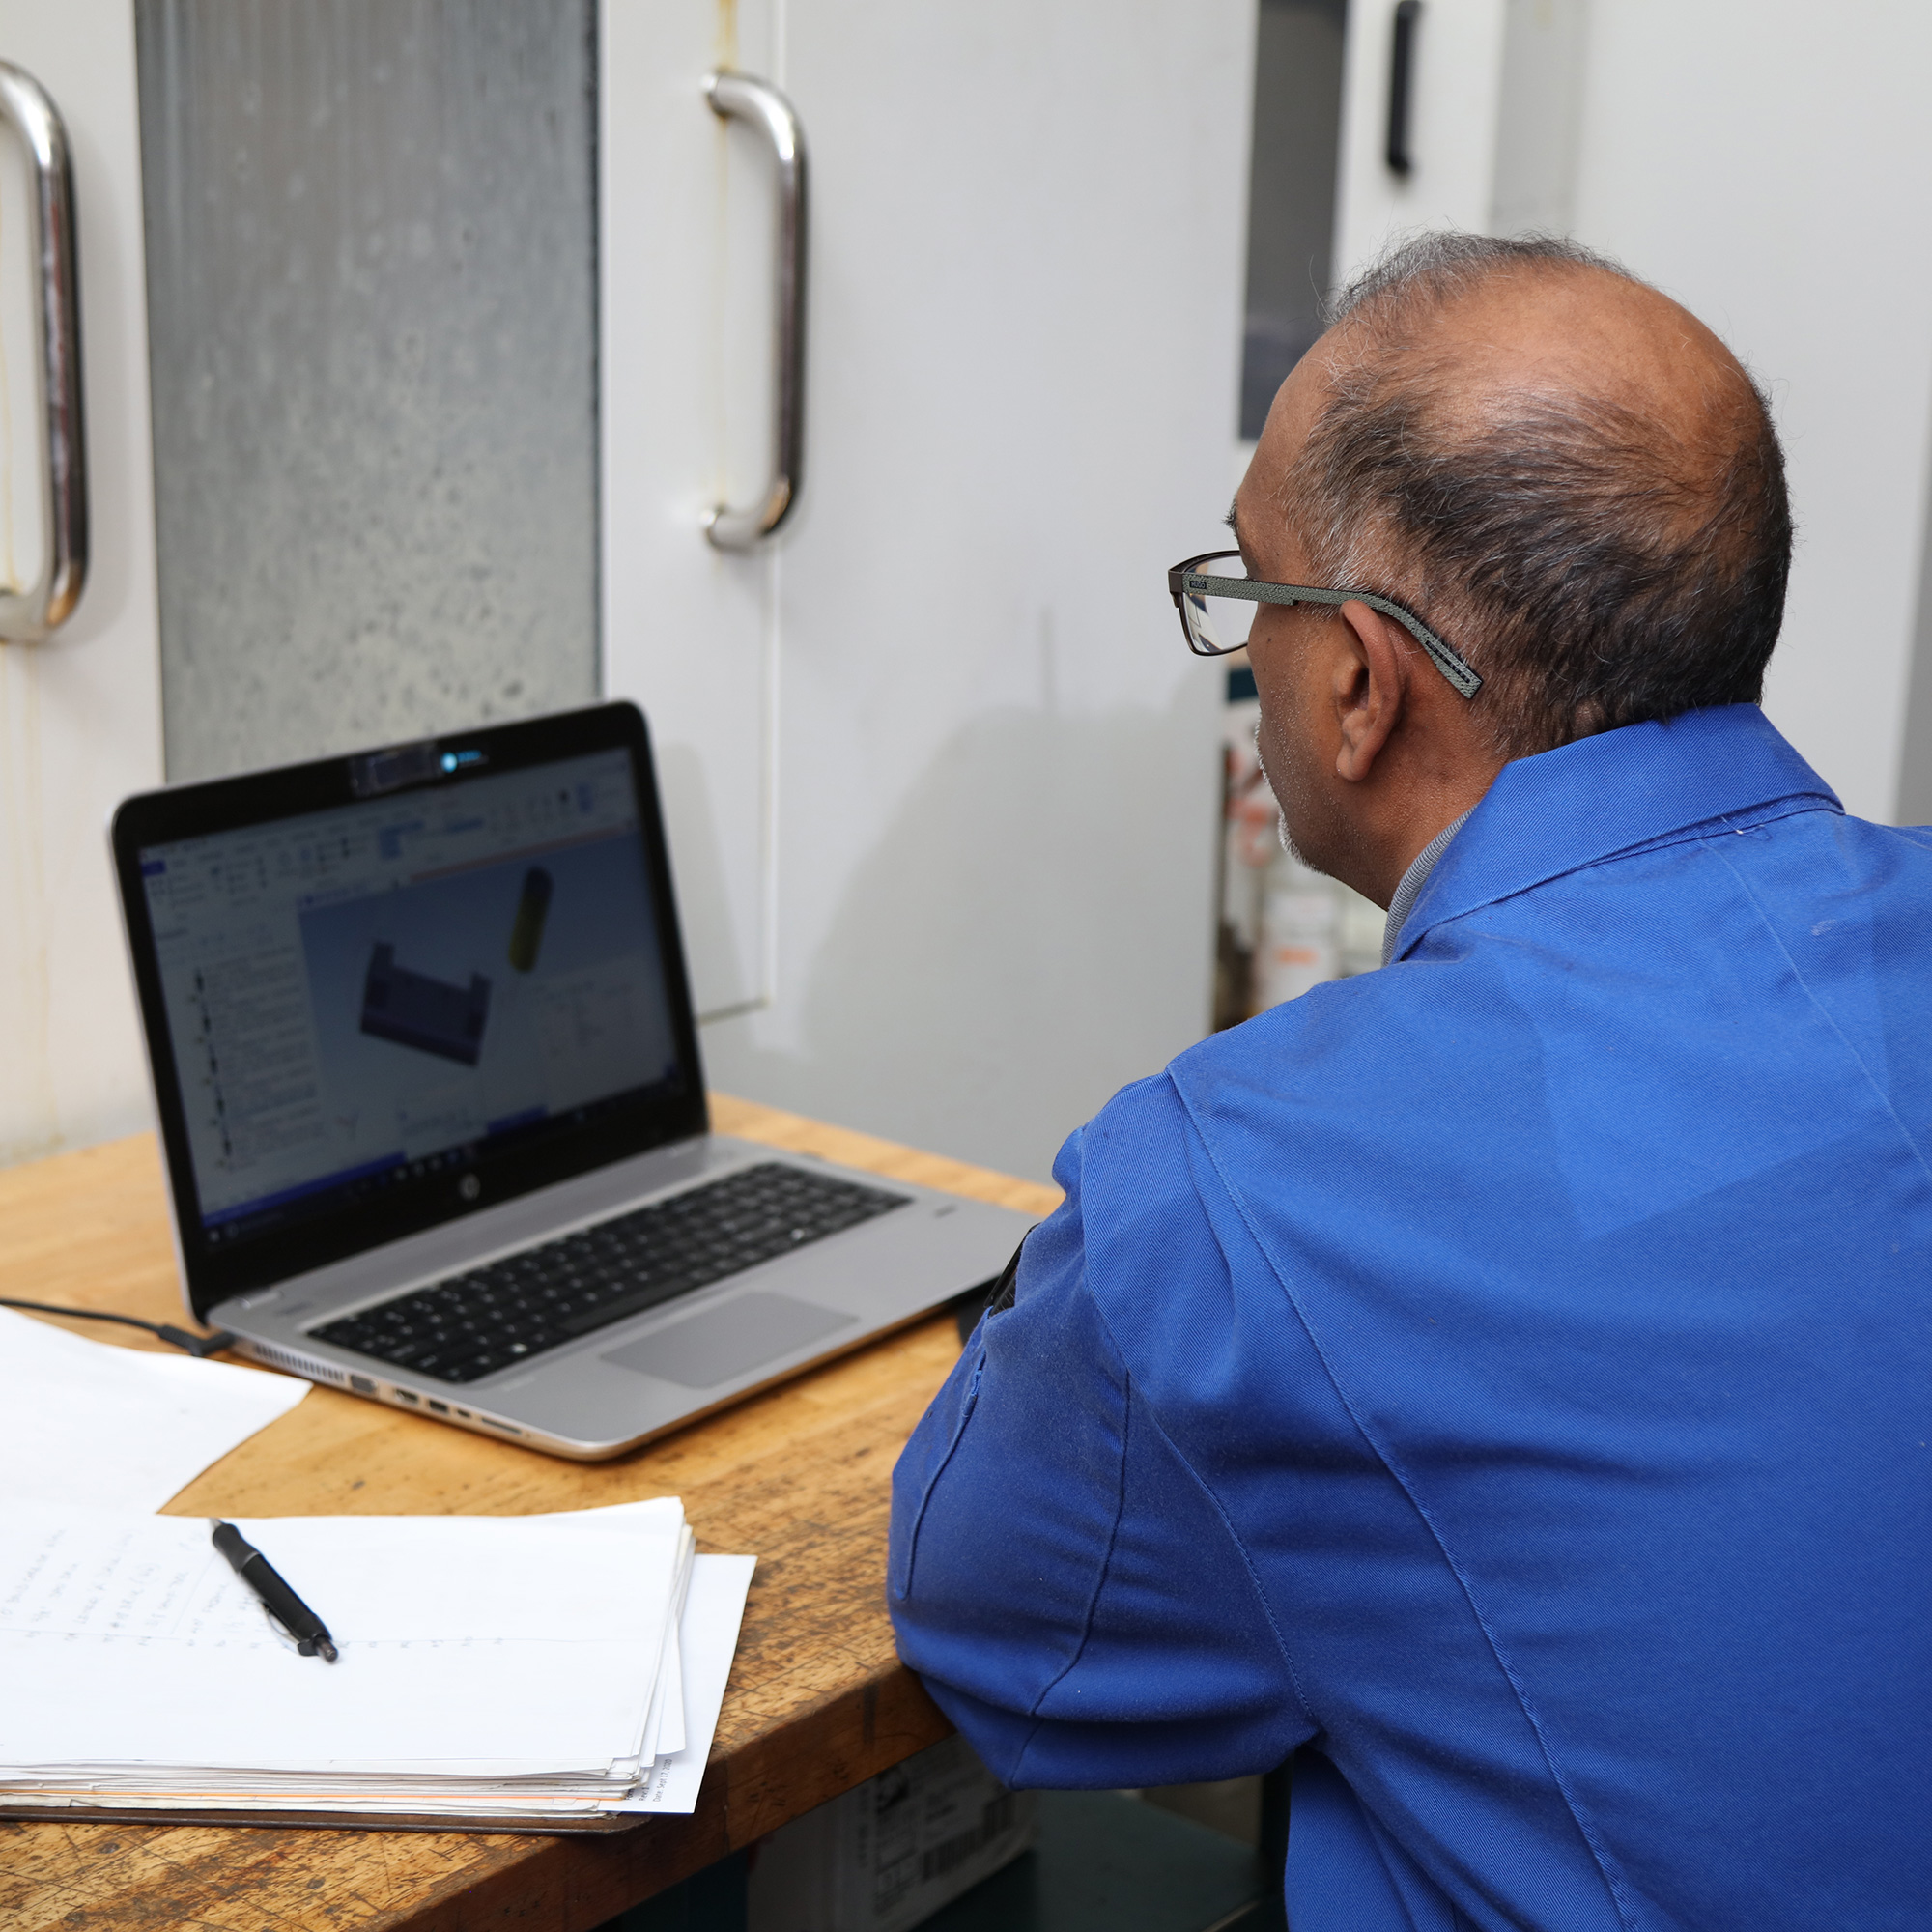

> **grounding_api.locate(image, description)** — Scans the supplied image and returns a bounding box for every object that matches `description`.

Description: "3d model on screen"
[359,943,491,1065]
[507,867,554,973]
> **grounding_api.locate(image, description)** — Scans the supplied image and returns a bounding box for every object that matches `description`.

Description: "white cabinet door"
[1334,0,1588,279]
[601,0,783,1024]
[604,0,1255,1179]
[0,0,160,1164]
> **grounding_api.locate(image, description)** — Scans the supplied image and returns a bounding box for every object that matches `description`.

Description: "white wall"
[0,2,161,1165]
[1333,0,1932,826]
[1569,1,1932,825]
[12,0,1931,1174]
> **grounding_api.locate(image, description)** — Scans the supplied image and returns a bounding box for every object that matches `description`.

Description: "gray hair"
[1282,232,1792,761]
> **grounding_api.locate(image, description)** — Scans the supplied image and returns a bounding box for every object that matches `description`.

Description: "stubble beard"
[1276,809,1319,868]
[1255,719,1322,873]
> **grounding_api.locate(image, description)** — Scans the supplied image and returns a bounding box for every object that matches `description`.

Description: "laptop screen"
[113,705,707,1315]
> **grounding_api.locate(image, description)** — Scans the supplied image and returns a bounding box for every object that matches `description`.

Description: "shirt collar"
[1381,810,1471,967]
[1387,705,1842,963]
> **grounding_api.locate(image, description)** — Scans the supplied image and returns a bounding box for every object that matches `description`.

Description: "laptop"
[110,701,1033,1459]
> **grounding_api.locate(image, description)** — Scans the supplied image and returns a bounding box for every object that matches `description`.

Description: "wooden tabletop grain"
[0,1096,1060,1932]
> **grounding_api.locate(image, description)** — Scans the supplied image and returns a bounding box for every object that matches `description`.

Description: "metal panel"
[135,0,599,782]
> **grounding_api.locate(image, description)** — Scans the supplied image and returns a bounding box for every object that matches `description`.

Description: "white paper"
[620,1553,756,1814]
[651,1617,687,1759]
[0,1499,756,1823]
[0,1308,307,1512]
[641,1524,696,1763]
[0,1498,683,1776]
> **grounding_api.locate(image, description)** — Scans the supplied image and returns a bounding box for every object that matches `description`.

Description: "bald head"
[1255,233,1791,760]
[1338,239,1741,412]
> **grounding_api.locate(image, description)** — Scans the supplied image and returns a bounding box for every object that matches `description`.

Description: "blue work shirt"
[889,705,1932,1932]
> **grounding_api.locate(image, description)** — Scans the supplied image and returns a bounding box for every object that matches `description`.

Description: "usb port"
[427,1399,449,1414]
[394,1388,419,1404]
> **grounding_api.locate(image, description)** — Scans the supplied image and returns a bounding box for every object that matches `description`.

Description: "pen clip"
[256,1599,309,1656]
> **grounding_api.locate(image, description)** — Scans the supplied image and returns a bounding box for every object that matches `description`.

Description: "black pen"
[209,1520,339,1662]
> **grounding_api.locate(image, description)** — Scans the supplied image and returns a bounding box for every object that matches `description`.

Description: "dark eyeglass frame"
[1167,551,1483,698]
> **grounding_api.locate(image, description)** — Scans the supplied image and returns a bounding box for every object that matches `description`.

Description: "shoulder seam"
[1127,1371,1323,1733]
[1398,797,1836,962]
[1067,1122,1322,1732]
[1012,1345,1134,1761]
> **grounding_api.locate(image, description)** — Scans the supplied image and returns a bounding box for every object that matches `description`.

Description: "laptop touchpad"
[604,1292,855,1389]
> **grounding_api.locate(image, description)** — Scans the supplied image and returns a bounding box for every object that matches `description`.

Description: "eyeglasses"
[1166,551,1482,698]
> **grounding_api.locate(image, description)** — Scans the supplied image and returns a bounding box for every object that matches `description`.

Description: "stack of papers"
[0,1497,753,1827]
[0,1306,309,1510]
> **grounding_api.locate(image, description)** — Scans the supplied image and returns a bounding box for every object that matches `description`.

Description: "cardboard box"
[747,1735,1037,1932]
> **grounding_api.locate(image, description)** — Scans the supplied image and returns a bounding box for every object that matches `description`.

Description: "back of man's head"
[1285,233,1792,762]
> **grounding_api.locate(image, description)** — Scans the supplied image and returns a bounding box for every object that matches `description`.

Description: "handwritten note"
[0,1498,688,1777]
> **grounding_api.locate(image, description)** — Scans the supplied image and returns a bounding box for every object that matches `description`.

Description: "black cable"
[0,1296,236,1359]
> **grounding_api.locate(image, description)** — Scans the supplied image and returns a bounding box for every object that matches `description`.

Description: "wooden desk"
[0,1096,1060,1932]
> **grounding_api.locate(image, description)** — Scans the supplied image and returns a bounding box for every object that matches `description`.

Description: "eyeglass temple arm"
[1172,569,1483,698]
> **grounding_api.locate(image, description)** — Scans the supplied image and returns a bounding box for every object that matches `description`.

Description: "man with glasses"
[890,231,1932,1931]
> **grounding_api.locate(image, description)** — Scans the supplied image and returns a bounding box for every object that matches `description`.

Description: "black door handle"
[1386,0,1422,176]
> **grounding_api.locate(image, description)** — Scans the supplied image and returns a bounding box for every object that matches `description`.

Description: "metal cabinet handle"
[1385,0,1422,178]
[0,61,84,641]
[703,71,808,552]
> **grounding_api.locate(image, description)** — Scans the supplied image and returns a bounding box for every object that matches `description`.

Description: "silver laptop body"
[112,702,1032,1460]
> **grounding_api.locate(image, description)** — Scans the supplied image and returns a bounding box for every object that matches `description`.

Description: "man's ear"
[1330,598,1411,783]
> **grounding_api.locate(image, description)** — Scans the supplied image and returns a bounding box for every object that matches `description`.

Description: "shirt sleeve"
[888,1090,1316,1790]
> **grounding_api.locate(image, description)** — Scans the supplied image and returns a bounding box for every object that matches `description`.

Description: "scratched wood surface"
[0,1096,1060,1932]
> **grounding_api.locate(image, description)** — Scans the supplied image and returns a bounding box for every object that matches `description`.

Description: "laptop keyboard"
[311,1162,909,1386]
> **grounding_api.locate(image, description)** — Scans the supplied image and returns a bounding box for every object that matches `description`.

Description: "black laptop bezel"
[111,701,709,1324]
